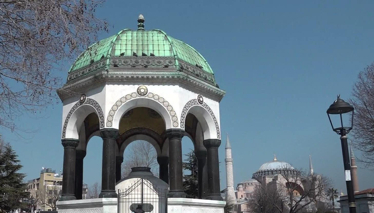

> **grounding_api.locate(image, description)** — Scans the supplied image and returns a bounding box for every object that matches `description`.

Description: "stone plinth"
[168,198,226,213]
[57,198,117,213]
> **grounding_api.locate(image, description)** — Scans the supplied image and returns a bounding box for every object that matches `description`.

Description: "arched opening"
[122,140,159,178]
[69,111,102,200]
[111,98,173,130]
[181,100,220,140]
[83,136,102,199]
[181,113,209,199]
[181,136,197,198]
[64,103,103,140]
[117,107,166,183]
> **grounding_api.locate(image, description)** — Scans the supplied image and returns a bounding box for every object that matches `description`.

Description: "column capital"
[157,156,169,164]
[100,128,119,139]
[165,128,184,139]
[203,139,221,148]
[61,139,79,148]
[76,150,86,159]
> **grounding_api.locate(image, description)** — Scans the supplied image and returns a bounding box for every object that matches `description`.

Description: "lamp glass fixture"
[327,95,354,135]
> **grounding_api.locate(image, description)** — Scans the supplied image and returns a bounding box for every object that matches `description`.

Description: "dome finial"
[138,14,145,30]
[273,154,277,161]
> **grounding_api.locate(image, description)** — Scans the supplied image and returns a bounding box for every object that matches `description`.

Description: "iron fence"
[117,178,167,213]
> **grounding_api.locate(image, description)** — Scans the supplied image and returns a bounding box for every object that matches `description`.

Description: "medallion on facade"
[197,95,204,104]
[80,94,87,104]
[137,85,148,96]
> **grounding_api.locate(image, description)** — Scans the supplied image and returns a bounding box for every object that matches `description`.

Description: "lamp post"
[326,95,356,213]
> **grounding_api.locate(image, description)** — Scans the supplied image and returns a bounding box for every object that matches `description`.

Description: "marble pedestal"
[168,198,226,213]
[57,198,117,213]
[57,197,225,213]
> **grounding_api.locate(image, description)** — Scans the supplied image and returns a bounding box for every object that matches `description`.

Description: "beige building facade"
[27,168,88,211]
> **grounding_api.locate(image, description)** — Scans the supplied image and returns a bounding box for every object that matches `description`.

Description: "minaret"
[225,135,236,210]
[309,155,314,175]
[350,144,359,193]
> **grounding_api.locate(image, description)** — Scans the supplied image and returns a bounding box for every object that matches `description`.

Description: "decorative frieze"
[106,88,179,128]
[59,71,225,102]
[180,97,221,139]
[66,57,216,87]
[62,98,105,139]
[110,56,175,68]
[67,59,106,81]
[178,60,215,85]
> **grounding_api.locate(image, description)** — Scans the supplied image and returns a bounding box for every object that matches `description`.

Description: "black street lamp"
[326,95,356,213]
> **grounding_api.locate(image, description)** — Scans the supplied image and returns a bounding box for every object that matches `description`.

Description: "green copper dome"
[69,22,214,75]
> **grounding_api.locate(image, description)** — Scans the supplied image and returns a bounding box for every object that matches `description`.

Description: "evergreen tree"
[0,139,27,212]
[182,150,198,198]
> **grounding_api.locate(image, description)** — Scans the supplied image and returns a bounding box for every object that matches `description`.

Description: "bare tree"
[88,182,100,198]
[249,184,284,213]
[121,141,159,178]
[0,0,107,131]
[350,62,374,168]
[250,169,330,213]
[37,185,61,211]
[281,171,330,213]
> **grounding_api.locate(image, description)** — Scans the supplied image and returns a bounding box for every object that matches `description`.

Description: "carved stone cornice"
[57,71,225,102]
[66,56,216,86]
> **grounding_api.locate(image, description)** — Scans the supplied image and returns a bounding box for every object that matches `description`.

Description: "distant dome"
[252,156,297,180]
[258,155,294,171]
[258,161,294,171]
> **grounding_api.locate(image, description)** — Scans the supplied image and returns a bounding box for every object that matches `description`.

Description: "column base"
[57,198,117,213]
[60,194,76,201]
[168,198,226,213]
[168,190,187,198]
[99,190,117,198]
[206,193,223,201]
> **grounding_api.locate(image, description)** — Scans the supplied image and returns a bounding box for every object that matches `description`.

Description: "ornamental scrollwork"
[180,98,221,139]
[62,98,105,139]
[106,91,179,128]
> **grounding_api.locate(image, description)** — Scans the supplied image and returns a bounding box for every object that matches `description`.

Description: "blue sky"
[2,0,374,194]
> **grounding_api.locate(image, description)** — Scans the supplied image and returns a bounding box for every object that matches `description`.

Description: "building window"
[48,199,52,204]
[49,190,52,195]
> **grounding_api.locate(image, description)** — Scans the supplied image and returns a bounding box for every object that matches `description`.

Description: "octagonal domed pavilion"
[57,15,225,203]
